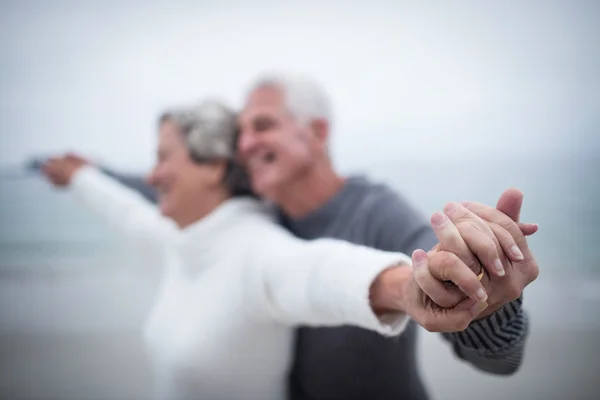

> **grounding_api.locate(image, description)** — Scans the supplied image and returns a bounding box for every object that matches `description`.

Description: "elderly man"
[51,74,539,400]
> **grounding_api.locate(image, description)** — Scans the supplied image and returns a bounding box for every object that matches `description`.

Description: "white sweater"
[70,167,412,400]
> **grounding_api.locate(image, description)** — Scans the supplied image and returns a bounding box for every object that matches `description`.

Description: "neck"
[274,161,345,219]
[173,189,231,229]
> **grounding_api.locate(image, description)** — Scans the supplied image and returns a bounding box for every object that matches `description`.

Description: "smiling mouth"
[249,151,277,172]
[264,152,276,163]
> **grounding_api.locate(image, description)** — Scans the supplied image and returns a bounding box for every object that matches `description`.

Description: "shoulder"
[349,176,428,226]
[229,197,298,243]
[349,176,435,252]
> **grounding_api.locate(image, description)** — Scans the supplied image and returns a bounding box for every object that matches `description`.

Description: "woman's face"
[146,120,225,222]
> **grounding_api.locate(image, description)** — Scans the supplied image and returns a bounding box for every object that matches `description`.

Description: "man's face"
[146,120,220,220]
[238,86,316,199]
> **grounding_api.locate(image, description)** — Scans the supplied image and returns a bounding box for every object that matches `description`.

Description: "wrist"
[474,295,523,321]
[369,262,412,315]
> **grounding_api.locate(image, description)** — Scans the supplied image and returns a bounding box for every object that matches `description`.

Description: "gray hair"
[248,73,333,125]
[159,100,254,197]
[159,100,238,161]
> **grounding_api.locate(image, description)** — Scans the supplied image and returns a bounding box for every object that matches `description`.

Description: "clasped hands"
[370,189,539,332]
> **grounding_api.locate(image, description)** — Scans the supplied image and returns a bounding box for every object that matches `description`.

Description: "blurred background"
[0,0,598,399]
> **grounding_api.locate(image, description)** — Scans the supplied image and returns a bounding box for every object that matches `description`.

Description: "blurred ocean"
[0,175,135,271]
[1,151,597,276]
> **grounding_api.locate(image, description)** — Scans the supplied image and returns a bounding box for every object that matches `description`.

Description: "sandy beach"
[0,268,599,400]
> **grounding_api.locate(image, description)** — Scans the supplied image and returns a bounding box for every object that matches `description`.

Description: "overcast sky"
[1,0,598,172]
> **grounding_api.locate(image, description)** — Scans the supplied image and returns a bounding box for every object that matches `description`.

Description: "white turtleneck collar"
[179,197,269,239]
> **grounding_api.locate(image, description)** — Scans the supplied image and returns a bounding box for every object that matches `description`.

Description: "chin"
[159,201,175,218]
[252,178,283,200]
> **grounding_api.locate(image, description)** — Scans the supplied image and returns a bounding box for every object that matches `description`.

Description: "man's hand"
[41,153,89,187]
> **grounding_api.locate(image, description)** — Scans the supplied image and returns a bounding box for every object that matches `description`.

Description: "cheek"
[283,137,313,165]
[179,167,210,194]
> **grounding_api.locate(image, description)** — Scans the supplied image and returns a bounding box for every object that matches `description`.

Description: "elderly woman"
[42,101,501,400]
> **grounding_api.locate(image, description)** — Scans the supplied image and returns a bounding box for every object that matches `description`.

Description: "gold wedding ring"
[477,266,485,281]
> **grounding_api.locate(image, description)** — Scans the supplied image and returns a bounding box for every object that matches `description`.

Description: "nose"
[237,131,256,158]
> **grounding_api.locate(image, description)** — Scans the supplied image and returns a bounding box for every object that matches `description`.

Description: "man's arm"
[101,168,158,203]
[372,193,529,375]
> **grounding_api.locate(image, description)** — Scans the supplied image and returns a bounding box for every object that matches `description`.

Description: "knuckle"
[500,219,524,242]
[468,220,481,231]
[437,295,456,309]
[439,253,458,280]
[443,202,456,214]
[507,282,522,300]
[458,276,476,293]
[492,222,511,241]
[490,233,501,249]
[466,258,481,273]
[499,217,519,233]
[422,319,439,333]
[420,316,433,332]
[485,239,499,257]
[446,202,469,219]
[457,317,471,331]
[527,262,540,282]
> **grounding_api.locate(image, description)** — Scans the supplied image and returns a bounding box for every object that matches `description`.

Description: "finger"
[43,170,62,185]
[496,188,523,223]
[65,152,82,161]
[454,297,489,320]
[419,298,488,332]
[459,201,536,236]
[412,249,465,308]
[518,222,539,236]
[427,251,488,303]
[443,203,506,276]
[41,159,59,176]
[41,159,69,185]
[430,212,481,274]
[65,152,89,166]
[461,201,529,255]
[45,158,68,171]
[460,201,537,237]
[487,222,525,262]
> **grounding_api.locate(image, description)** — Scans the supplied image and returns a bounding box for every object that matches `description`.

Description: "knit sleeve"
[248,226,412,337]
[441,296,528,374]
[371,193,530,375]
[100,167,158,203]
[70,166,176,245]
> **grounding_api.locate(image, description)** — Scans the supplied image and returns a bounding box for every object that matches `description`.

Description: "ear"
[309,119,330,152]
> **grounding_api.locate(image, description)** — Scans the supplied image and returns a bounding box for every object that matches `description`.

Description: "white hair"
[248,73,333,126]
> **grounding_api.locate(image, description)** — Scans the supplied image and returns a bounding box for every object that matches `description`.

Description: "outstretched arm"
[246,221,412,336]
[47,152,158,203]
[43,158,176,245]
